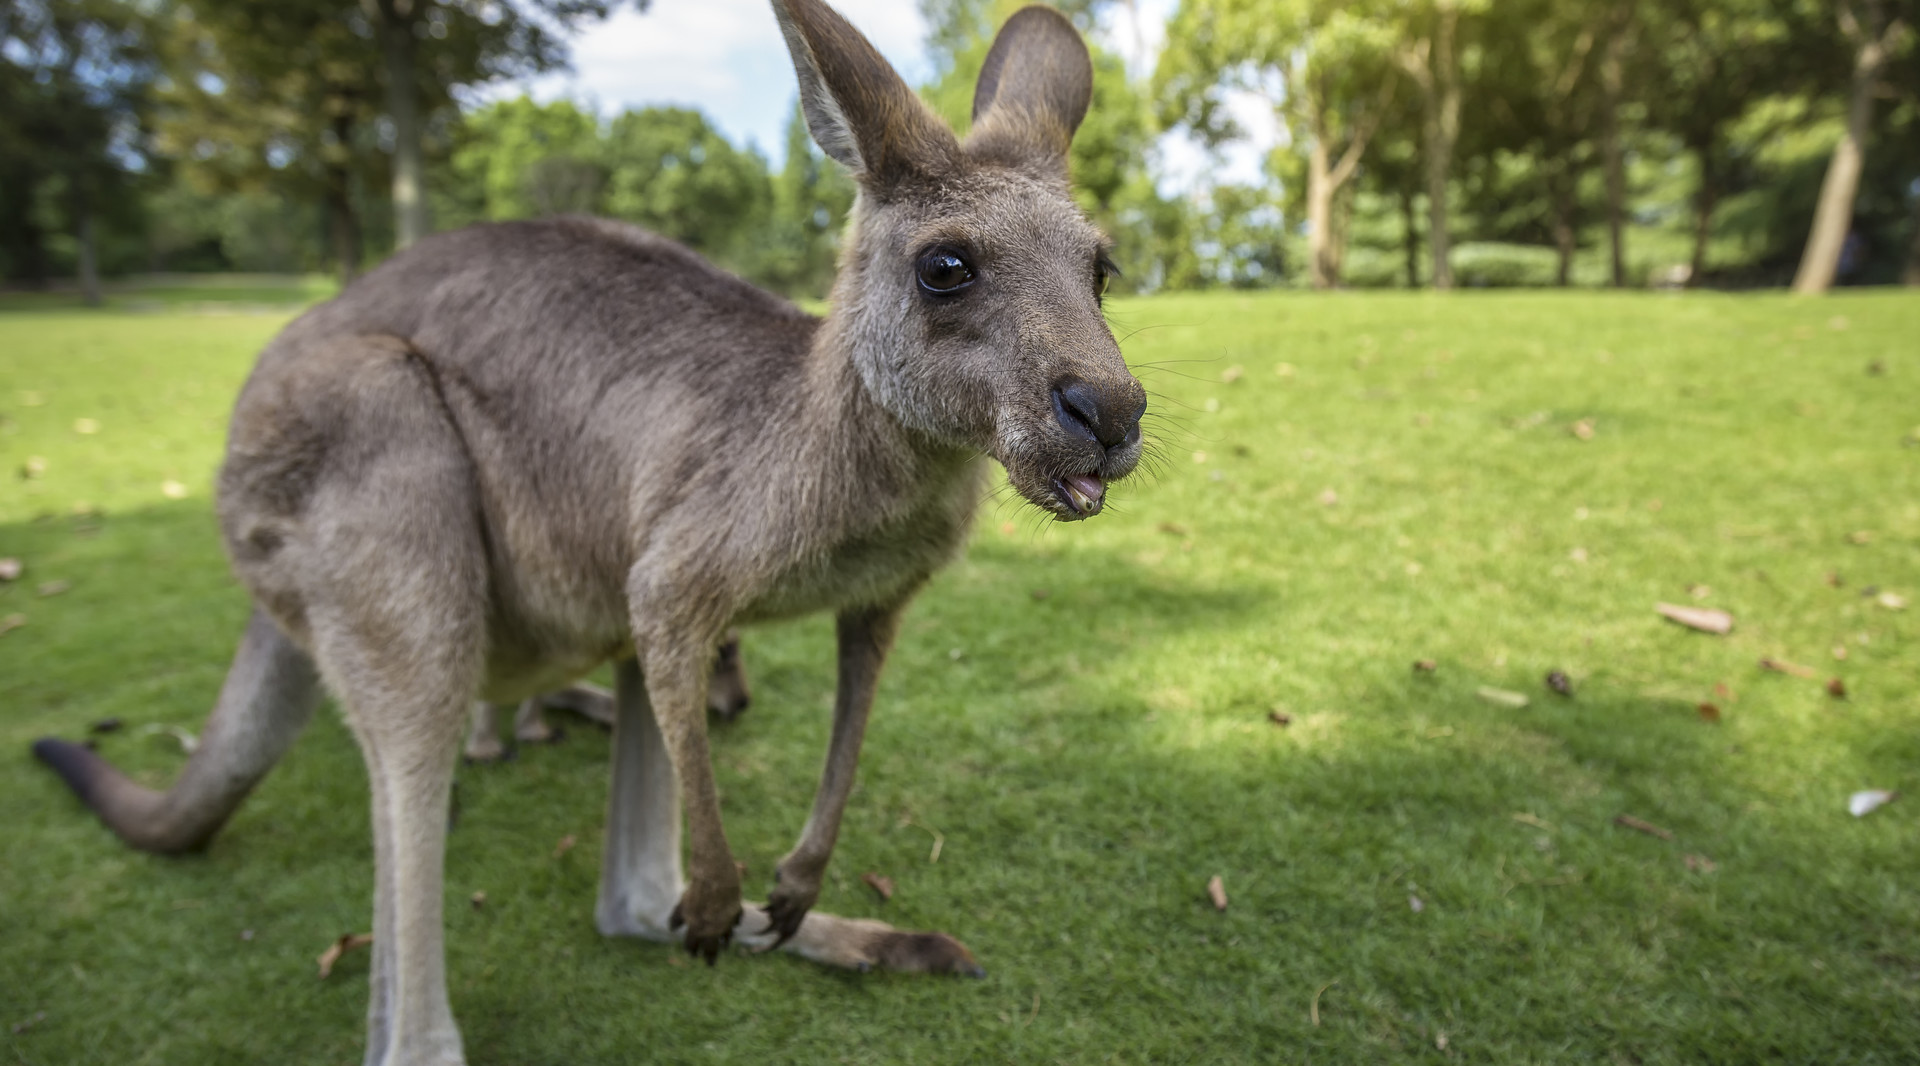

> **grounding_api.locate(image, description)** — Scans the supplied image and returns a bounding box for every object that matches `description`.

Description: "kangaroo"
[464,631,750,761]
[30,2,1144,1062]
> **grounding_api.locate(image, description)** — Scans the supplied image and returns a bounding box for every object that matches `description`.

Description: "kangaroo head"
[773,0,1146,521]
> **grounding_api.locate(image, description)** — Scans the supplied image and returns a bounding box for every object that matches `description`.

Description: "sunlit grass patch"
[2,288,1916,1063]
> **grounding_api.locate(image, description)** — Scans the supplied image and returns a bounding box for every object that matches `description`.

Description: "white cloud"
[492,0,929,160]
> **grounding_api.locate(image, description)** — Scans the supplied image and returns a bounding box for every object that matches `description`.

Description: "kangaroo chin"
[31,3,1139,1063]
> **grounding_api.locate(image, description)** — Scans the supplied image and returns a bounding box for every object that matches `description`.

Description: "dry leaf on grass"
[1476,686,1529,709]
[35,580,69,597]
[1825,571,1844,588]
[1713,681,1735,702]
[0,558,20,581]
[1657,603,1733,635]
[1688,584,1712,600]
[1512,812,1555,831]
[1310,979,1338,1026]
[860,872,894,902]
[1849,790,1897,817]
[1879,591,1908,611]
[1408,895,1425,913]
[0,614,25,637]
[1827,678,1848,699]
[1206,875,1227,912]
[1267,710,1292,727]
[1832,645,1849,661]
[1156,521,1188,536]
[470,891,487,910]
[89,717,121,734]
[1697,702,1722,723]
[160,480,187,499]
[1570,419,1595,440]
[1545,670,1573,696]
[1683,854,1718,873]
[552,834,576,860]
[1614,814,1674,840]
[1220,365,1244,384]
[1848,530,1873,545]
[1759,657,1817,679]
[316,933,373,978]
[1413,659,1438,673]
[1317,488,1339,506]
[1030,588,1050,601]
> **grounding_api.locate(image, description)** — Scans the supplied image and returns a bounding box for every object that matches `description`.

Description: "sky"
[500,0,1280,192]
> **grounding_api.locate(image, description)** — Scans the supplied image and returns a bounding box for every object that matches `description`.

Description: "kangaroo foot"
[734,904,984,977]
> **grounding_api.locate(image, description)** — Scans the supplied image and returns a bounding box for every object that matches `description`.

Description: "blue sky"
[497,0,1279,189]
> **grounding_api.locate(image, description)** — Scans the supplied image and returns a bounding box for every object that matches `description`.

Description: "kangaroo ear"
[967,6,1093,170]
[771,0,957,187]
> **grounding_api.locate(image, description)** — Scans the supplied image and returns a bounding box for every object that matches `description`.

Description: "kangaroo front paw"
[762,880,818,946]
[670,879,742,965]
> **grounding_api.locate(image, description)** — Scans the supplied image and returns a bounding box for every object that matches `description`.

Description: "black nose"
[1052,380,1144,450]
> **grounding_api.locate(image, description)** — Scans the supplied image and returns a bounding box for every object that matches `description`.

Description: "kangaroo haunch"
[31,2,1145,1063]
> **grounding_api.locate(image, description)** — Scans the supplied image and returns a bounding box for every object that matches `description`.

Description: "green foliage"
[5,290,1920,1061]
[436,96,847,298]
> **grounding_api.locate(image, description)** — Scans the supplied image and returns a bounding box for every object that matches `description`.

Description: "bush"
[1451,241,1561,287]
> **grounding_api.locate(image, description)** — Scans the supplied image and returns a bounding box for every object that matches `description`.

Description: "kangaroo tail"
[32,608,320,854]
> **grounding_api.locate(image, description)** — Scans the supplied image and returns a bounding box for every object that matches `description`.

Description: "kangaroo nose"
[1052,379,1145,450]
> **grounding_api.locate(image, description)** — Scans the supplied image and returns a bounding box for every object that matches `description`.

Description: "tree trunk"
[1688,162,1716,289]
[1792,1,1890,294]
[1420,3,1460,290]
[76,201,101,308]
[1601,10,1628,288]
[1552,173,1575,287]
[327,112,362,285]
[327,178,362,286]
[371,0,429,249]
[1400,183,1420,288]
[1306,137,1336,290]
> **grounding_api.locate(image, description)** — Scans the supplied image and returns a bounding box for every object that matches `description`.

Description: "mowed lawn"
[2,283,1916,1064]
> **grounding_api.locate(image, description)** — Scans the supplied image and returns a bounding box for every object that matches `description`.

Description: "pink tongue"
[1064,474,1105,509]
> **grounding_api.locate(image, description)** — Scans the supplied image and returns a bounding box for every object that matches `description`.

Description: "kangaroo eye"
[916,248,976,295]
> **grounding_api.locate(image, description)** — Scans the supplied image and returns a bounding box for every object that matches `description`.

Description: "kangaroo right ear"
[771,0,957,188]
[966,6,1093,175]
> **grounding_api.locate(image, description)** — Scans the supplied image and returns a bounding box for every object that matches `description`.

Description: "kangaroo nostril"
[1052,379,1141,450]
[1051,382,1101,443]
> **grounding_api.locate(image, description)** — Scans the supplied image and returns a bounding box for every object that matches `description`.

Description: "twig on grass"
[1613,814,1673,840]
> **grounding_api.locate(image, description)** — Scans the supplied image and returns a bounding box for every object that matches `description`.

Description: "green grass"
[2,286,1917,1064]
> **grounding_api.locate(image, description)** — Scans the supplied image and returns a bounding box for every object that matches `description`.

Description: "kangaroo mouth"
[1050,473,1106,519]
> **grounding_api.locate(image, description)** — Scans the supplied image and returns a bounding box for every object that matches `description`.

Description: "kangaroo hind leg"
[32,608,321,854]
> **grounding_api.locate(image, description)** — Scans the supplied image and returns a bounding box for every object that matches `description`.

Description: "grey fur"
[31,3,1139,1063]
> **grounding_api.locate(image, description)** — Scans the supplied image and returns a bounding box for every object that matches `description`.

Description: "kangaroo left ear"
[967,5,1093,171]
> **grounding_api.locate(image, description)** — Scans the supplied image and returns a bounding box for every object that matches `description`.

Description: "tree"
[1158,0,1399,289]
[155,0,387,283]
[757,101,856,296]
[1639,0,1796,287]
[1474,0,1608,286]
[359,0,647,249]
[1393,0,1492,290]
[0,0,155,301]
[1792,0,1913,292]
[601,107,770,265]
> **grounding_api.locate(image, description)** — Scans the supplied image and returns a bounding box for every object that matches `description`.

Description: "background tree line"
[2,0,1916,302]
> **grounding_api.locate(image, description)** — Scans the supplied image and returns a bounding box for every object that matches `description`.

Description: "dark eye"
[916,248,976,295]
[1094,253,1120,301]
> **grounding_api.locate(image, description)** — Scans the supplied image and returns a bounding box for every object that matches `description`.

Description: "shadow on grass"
[3,501,1917,1064]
